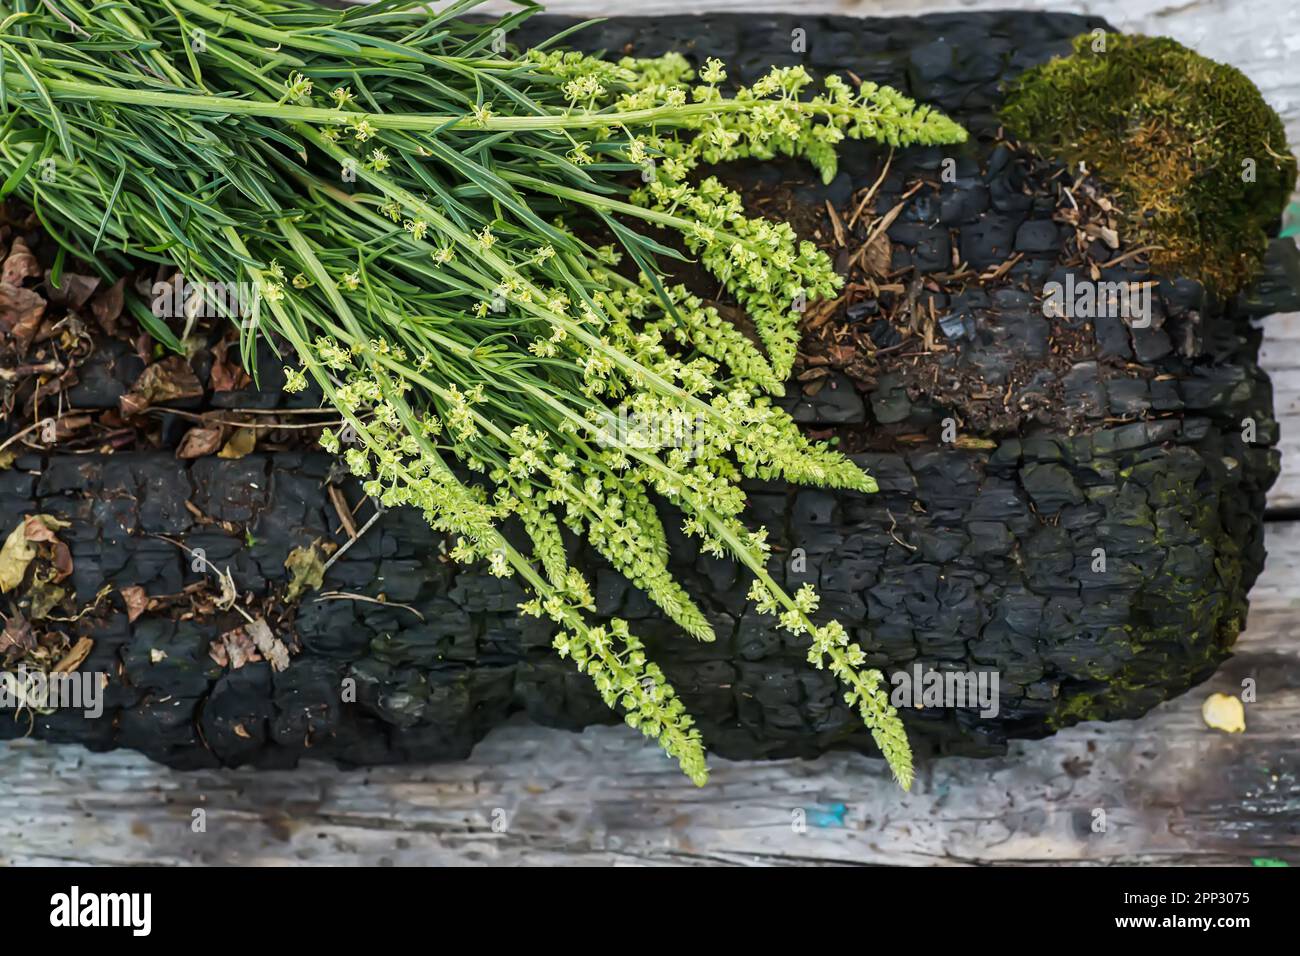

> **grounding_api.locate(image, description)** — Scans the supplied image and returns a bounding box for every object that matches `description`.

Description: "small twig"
[851,194,913,273]
[222,407,343,416]
[321,505,383,573]
[886,509,917,552]
[0,360,66,381]
[313,591,425,621]
[327,484,358,538]
[147,408,341,429]
[1100,244,1163,268]
[825,200,847,248]
[847,150,893,230]
[150,534,252,624]
[0,409,87,455]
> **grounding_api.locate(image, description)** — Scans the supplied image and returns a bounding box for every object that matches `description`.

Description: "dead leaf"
[858,232,893,278]
[284,544,327,602]
[1,238,41,286]
[120,585,149,623]
[177,425,224,459]
[826,344,856,367]
[210,626,262,670]
[853,200,905,278]
[210,337,251,393]
[119,356,204,416]
[48,539,73,582]
[246,617,290,672]
[218,426,257,459]
[0,612,34,662]
[1202,692,1245,733]
[91,278,125,334]
[22,513,70,544]
[0,282,46,350]
[45,272,99,310]
[0,520,37,593]
[149,648,167,663]
[233,722,251,739]
[53,636,93,673]
[0,515,68,593]
[28,570,66,620]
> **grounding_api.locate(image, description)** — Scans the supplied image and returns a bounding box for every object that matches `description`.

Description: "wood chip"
[825,200,847,248]
[53,637,94,674]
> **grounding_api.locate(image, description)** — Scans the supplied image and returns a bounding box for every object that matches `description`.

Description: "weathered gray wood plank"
[1260,313,1300,509]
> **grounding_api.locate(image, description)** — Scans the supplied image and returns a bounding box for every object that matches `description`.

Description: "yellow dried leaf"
[218,426,257,459]
[0,514,72,594]
[284,543,327,602]
[0,521,36,593]
[1202,693,1245,734]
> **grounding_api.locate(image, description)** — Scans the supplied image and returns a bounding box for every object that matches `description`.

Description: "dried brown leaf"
[0,281,46,351]
[91,278,126,334]
[1,238,41,286]
[22,513,70,543]
[210,626,262,670]
[177,425,224,459]
[0,514,65,593]
[120,584,149,623]
[28,571,66,620]
[0,612,34,661]
[210,337,251,393]
[120,356,204,416]
[246,617,290,672]
[45,273,99,310]
[0,524,35,594]
[859,232,893,278]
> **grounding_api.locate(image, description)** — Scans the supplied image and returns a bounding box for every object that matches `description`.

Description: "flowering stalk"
[0,0,966,788]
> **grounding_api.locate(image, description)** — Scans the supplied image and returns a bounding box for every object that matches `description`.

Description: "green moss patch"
[1001,33,1296,295]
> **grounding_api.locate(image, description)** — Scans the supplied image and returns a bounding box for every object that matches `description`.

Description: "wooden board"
[3,0,1299,867]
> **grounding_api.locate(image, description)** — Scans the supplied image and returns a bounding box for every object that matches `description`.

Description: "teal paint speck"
[807,803,847,828]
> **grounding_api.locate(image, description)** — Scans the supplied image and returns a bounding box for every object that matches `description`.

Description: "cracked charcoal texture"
[0,12,1287,769]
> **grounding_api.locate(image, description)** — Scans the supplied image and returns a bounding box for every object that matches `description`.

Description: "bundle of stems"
[0,0,966,786]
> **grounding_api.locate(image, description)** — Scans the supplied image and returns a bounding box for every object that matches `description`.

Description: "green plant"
[1001,33,1296,295]
[0,0,967,787]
